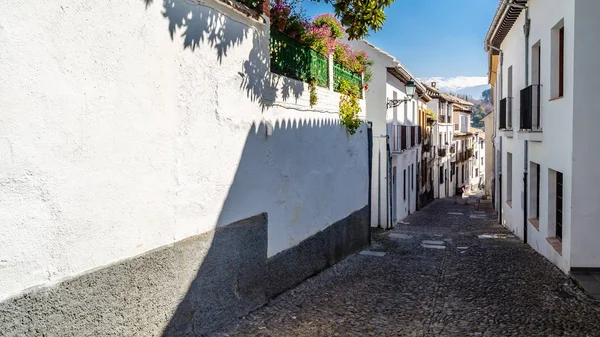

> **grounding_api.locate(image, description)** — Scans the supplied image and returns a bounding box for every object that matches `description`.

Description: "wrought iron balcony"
[499,97,513,130]
[438,147,447,157]
[520,84,542,130]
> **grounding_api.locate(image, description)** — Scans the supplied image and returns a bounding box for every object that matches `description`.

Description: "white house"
[451,104,476,195]
[349,40,430,228]
[0,0,371,334]
[485,0,600,273]
[422,83,465,199]
[475,131,486,191]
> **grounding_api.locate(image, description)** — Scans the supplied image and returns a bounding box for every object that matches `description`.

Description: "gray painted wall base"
[0,206,368,336]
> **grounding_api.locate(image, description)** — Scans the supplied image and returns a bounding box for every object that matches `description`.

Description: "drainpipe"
[377,146,381,228]
[522,5,530,244]
[367,122,373,243]
[387,138,394,229]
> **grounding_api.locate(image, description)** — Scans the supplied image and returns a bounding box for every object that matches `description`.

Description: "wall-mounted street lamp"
[387,80,416,109]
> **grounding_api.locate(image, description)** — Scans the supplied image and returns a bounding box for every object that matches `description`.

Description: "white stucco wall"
[495,0,574,272]
[570,0,600,268]
[348,40,395,228]
[0,0,368,300]
[386,73,419,222]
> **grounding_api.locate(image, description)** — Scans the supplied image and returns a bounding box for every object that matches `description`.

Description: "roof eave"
[484,0,529,52]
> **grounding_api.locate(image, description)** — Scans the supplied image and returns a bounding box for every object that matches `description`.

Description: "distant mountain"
[419,76,490,99]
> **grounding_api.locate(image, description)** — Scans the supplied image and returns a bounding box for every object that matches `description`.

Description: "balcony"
[520,84,541,131]
[438,147,447,157]
[499,97,513,130]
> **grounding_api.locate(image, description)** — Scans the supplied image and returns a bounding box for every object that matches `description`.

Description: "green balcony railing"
[333,62,362,98]
[270,30,329,88]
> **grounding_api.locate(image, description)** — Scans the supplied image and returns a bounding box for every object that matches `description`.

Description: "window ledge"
[498,129,514,138]
[547,237,563,256]
[518,130,543,142]
[506,200,512,208]
[549,96,564,102]
[529,218,540,231]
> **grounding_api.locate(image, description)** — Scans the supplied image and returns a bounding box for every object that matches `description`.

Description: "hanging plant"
[338,78,362,134]
[270,1,292,32]
[313,14,345,39]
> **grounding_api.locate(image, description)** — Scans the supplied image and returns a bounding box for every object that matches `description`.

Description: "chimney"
[431,82,437,88]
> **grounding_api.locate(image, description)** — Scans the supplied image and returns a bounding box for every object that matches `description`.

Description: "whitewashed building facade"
[423,83,461,199]
[485,0,600,273]
[0,0,371,334]
[483,112,494,198]
[349,40,430,228]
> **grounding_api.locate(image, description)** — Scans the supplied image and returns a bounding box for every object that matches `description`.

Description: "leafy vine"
[338,78,362,134]
[308,77,318,107]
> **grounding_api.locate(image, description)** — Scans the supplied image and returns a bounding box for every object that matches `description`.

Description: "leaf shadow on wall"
[145,0,305,106]
[160,118,361,336]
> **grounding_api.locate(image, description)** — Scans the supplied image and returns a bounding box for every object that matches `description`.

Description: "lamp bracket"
[387,97,412,109]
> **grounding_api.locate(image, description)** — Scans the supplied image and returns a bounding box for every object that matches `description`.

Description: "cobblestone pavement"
[217,199,600,336]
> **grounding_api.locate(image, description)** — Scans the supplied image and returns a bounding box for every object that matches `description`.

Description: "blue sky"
[300,0,498,78]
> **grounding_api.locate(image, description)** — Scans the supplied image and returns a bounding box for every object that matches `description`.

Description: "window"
[411,164,414,190]
[559,27,564,97]
[439,166,444,184]
[475,168,479,177]
[532,41,541,86]
[393,91,398,121]
[403,169,407,200]
[507,152,513,205]
[551,20,565,99]
[532,40,542,127]
[481,158,484,165]
[507,66,513,129]
[556,171,563,240]
[404,97,408,122]
[530,162,541,219]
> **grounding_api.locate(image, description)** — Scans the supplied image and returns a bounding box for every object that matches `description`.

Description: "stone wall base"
[0,206,369,336]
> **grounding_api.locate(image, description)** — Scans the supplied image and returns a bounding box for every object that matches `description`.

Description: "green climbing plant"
[338,78,362,134]
[308,77,318,107]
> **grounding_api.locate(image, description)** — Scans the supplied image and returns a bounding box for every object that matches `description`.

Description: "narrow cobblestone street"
[218,198,600,336]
